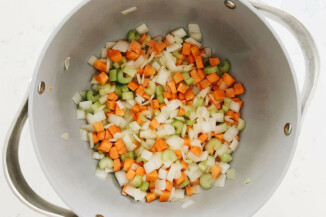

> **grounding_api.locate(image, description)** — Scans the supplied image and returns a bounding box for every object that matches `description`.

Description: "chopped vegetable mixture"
[72,23,246,204]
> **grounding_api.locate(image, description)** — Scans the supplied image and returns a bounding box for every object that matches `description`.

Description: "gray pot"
[3,0,319,217]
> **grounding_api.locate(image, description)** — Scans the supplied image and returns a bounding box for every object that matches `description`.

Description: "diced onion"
[61,133,69,141]
[72,92,82,105]
[76,109,85,120]
[223,126,239,142]
[79,129,89,141]
[230,101,240,113]
[172,28,187,38]
[88,56,97,65]
[64,57,71,70]
[112,40,130,52]
[121,6,137,15]
[95,168,108,180]
[185,37,201,48]
[155,180,166,190]
[136,24,150,34]
[115,171,129,186]
[214,173,226,187]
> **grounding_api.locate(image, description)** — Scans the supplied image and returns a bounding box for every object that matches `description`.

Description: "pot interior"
[29,0,300,216]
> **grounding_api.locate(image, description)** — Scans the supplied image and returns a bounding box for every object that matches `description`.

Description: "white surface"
[0,0,326,216]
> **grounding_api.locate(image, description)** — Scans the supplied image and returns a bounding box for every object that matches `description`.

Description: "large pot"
[3,0,319,216]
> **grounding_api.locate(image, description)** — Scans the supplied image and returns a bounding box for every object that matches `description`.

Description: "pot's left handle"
[2,94,77,217]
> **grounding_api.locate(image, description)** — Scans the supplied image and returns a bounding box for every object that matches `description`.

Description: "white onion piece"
[88,56,97,65]
[190,32,202,42]
[158,169,168,180]
[214,173,226,187]
[95,168,108,180]
[155,180,166,190]
[204,48,212,57]
[72,92,82,105]
[112,40,130,52]
[156,67,170,85]
[76,109,85,120]
[79,129,89,141]
[185,37,201,48]
[166,43,182,52]
[141,150,153,161]
[101,48,107,58]
[121,6,137,15]
[172,28,187,38]
[144,161,156,174]
[64,57,71,70]
[230,138,239,151]
[136,23,150,34]
[224,126,239,142]
[230,101,240,113]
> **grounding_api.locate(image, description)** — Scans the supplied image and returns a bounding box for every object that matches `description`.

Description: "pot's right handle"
[248,0,320,119]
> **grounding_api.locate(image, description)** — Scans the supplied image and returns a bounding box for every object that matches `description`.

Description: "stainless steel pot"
[3,0,319,216]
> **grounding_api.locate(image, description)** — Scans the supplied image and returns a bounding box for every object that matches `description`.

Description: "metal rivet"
[225,0,236,9]
[38,81,45,94]
[284,123,292,136]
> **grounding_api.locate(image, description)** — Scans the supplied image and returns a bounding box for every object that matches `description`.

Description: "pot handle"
[249,0,320,118]
[2,94,77,217]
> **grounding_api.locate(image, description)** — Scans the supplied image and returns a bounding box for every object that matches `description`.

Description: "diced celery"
[113,62,120,69]
[130,175,143,187]
[90,101,102,113]
[185,77,194,85]
[127,29,136,42]
[120,84,129,92]
[155,85,164,96]
[218,59,230,74]
[157,95,164,104]
[118,67,134,84]
[172,50,183,59]
[135,32,141,41]
[102,119,109,126]
[186,120,196,125]
[184,106,193,118]
[182,72,191,80]
[145,82,156,95]
[93,144,99,150]
[220,152,232,163]
[119,57,127,65]
[154,110,161,116]
[120,151,135,162]
[142,35,151,47]
[237,118,246,131]
[203,66,218,74]
[109,69,118,82]
[222,105,229,113]
[136,156,146,163]
[200,173,213,189]
[161,149,178,162]
[198,160,208,171]
[99,157,114,169]
[205,138,222,154]
[99,84,113,96]
[203,57,210,67]
[138,181,149,191]
[172,120,184,135]
[86,90,100,103]
[209,107,218,116]
[178,178,190,188]
[115,85,122,98]
[122,91,134,100]
[195,97,204,108]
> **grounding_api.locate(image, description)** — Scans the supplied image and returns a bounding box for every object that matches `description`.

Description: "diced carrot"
[177,93,184,101]
[186,100,193,106]
[163,38,170,46]
[195,56,204,69]
[146,39,156,47]
[109,146,119,159]
[149,118,159,130]
[113,158,121,171]
[159,103,166,110]
[149,181,155,190]
[139,105,148,112]
[190,146,203,157]
[212,84,219,91]
[97,130,105,140]
[104,130,113,140]
[225,111,235,119]
[167,81,177,94]
[215,133,224,143]
[197,69,206,80]
[97,140,112,153]
[226,88,235,98]
[233,112,240,121]
[176,58,183,66]
[163,91,172,99]
[93,60,107,72]
[238,101,243,108]
[130,40,142,54]
[135,86,145,96]
[95,72,109,85]
[190,179,200,185]
[166,180,173,192]
[183,137,191,148]
[185,89,195,101]
[176,83,188,94]
[226,121,232,126]
[221,73,236,87]
[174,150,182,159]
[190,69,201,84]
[144,64,156,76]
[132,104,140,112]
[209,58,221,66]
[235,135,240,141]
[106,100,116,110]
[155,138,168,152]
[115,104,124,116]
[143,78,150,88]
[233,83,245,95]
[115,139,127,155]
[170,93,177,100]
[123,158,134,171]
[135,166,146,176]
[107,92,118,101]
[180,160,188,171]
[200,79,211,89]
[127,81,139,91]
[146,193,157,203]
[139,34,147,43]
[182,43,191,55]
[186,186,195,196]
[107,49,123,62]
[175,172,187,185]
[191,46,200,57]
[137,68,144,75]
[159,191,171,202]
[198,133,208,143]
[154,43,166,54]
[188,54,195,63]
[207,73,220,83]
[178,107,185,116]
[211,165,222,179]
[150,99,160,109]
[92,132,99,144]
[93,121,104,132]
[146,170,158,181]
[108,125,121,136]
[173,72,184,84]
[142,93,151,100]
[126,51,140,60]
[213,89,225,101]
[126,169,136,181]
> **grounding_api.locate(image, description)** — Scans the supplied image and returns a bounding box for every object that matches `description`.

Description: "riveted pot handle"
[249,0,320,119]
[2,94,77,217]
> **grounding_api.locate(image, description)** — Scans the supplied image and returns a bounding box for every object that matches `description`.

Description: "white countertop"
[1,0,326,216]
